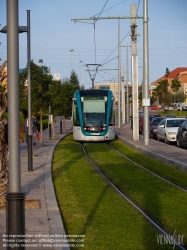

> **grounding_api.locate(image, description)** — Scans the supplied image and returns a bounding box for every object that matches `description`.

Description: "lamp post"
[26,10,33,172]
[79,60,83,85]
[70,49,74,73]
[1,10,33,172]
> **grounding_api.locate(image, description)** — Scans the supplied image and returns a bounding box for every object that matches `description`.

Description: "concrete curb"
[44,132,71,250]
[116,132,187,172]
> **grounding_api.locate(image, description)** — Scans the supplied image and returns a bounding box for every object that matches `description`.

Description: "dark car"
[139,113,161,134]
[177,119,187,148]
[130,111,143,130]
[150,117,164,139]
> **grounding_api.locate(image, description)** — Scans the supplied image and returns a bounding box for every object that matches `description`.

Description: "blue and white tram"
[72,89,115,141]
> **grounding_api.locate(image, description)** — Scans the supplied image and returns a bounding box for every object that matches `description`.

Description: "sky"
[0,0,187,89]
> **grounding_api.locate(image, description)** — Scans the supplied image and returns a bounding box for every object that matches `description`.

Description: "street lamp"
[79,60,83,85]
[70,49,74,73]
[0,0,26,241]
[1,10,33,173]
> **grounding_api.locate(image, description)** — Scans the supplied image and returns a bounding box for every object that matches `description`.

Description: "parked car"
[150,117,164,139]
[130,111,143,130]
[157,118,186,144]
[177,105,187,111]
[139,113,161,134]
[165,106,174,111]
[177,119,187,148]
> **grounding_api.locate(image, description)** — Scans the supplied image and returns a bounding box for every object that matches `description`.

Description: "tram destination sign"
[83,96,106,101]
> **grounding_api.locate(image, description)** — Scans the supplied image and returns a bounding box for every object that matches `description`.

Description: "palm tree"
[156,79,168,106]
[165,67,170,78]
[171,79,181,108]
[171,79,181,93]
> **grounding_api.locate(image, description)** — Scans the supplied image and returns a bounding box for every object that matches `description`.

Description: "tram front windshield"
[81,96,107,127]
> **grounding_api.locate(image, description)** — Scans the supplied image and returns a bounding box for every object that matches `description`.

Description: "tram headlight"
[100,127,106,131]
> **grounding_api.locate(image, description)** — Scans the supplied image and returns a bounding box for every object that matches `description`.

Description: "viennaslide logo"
[157,230,185,249]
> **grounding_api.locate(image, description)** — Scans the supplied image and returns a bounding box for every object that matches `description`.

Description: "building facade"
[150,67,187,96]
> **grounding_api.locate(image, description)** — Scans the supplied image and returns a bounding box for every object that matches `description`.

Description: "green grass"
[158,110,187,117]
[52,135,185,250]
[110,139,187,190]
[84,142,187,245]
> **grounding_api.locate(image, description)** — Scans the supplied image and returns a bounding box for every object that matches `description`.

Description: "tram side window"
[73,101,80,126]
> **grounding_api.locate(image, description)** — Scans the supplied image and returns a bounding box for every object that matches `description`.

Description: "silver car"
[157,117,186,144]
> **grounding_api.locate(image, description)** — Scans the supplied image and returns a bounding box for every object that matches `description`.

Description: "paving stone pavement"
[0,117,72,250]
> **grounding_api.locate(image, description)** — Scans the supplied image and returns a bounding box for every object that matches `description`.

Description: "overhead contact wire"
[93,0,109,65]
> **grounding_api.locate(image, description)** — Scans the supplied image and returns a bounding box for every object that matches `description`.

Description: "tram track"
[82,142,187,250]
[108,143,187,194]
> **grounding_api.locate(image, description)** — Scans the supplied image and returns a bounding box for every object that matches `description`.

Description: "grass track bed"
[52,135,186,249]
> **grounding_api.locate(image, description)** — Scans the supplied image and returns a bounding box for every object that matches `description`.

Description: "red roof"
[153,67,187,83]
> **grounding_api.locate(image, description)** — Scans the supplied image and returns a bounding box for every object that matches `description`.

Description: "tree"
[57,70,83,117]
[47,70,83,135]
[171,79,181,107]
[20,60,52,114]
[69,70,80,88]
[171,79,181,93]
[0,61,8,197]
[0,60,7,86]
[39,59,43,65]
[154,79,169,106]
[19,60,53,145]
[165,67,170,78]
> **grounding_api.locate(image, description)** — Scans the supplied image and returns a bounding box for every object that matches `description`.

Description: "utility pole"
[126,45,131,123]
[121,45,131,123]
[121,66,125,123]
[143,0,150,145]
[130,4,139,140]
[118,19,121,128]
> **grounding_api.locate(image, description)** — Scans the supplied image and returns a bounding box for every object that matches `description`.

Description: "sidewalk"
[0,117,71,250]
[115,123,187,172]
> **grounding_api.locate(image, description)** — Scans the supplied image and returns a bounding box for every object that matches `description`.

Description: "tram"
[72,89,115,141]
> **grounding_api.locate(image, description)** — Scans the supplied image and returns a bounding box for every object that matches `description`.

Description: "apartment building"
[150,67,187,95]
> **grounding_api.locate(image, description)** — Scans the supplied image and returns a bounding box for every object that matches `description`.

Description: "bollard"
[62,116,66,133]
[60,121,62,134]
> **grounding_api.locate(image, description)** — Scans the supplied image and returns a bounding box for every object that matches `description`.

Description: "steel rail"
[82,144,186,250]
[108,143,187,194]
